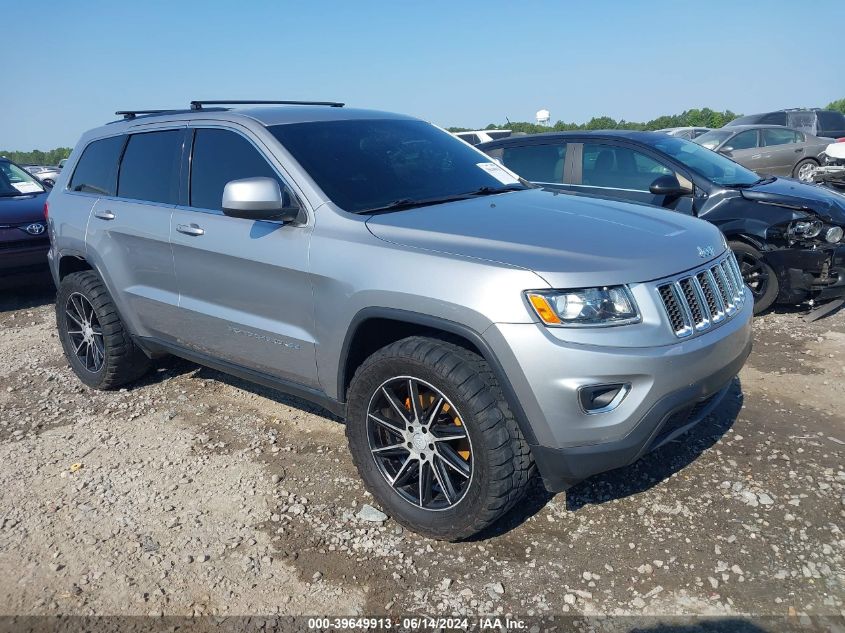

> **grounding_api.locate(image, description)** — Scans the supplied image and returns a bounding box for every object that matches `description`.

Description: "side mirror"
[222,177,301,222]
[719,146,734,156]
[649,174,692,197]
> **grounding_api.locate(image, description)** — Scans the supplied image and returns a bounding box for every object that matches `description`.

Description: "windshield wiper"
[467,184,529,196]
[357,185,528,215]
[725,176,776,189]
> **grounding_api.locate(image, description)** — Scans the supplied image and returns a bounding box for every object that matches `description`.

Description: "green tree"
[0,147,72,166]
[827,98,845,114]
[449,106,742,136]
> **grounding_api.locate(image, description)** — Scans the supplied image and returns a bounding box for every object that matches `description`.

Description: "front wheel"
[345,337,533,541]
[729,241,779,314]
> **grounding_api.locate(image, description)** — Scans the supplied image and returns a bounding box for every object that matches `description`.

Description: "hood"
[0,191,48,225]
[740,177,845,225]
[824,142,845,160]
[365,189,726,287]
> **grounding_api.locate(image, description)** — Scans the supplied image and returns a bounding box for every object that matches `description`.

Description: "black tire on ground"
[792,158,818,182]
[729,241,779,314]
[345,336,534,541]
[56,271,151,389]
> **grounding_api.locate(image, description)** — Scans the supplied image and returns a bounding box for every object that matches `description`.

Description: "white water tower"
[536,109,551,126]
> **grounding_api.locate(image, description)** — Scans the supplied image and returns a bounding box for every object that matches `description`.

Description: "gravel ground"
[0,283,843,623]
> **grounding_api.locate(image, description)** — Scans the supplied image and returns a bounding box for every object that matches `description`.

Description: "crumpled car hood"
[740,177,845,225]
[365,189,726,287]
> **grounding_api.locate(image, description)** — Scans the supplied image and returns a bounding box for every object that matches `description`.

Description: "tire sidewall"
[347,353,497,538]
[56,275,110,388]
[729,241,779,314]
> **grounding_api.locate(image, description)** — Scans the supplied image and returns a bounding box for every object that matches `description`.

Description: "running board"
[135,337,346,418]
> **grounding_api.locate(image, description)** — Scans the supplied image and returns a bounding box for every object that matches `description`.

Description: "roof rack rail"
[115,109,188,120]
[189,99,344,110]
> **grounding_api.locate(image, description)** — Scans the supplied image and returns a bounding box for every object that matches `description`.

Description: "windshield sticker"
[477,162,520,185]
[12,182,43,194]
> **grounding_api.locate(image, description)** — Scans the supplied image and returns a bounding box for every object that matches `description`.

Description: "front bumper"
[0,240,50,276]
[484,289,753,492]
[766,244,845,303]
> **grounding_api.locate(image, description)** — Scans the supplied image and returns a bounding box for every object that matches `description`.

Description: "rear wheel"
[56,271,151,389]
[346,337,533,541]
[729,241,778,314]
[793,158,818,183]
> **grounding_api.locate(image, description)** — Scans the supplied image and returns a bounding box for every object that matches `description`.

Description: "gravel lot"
[0,282,843,624]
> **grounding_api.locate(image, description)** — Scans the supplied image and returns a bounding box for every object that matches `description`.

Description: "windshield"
[269,119,525,213]
[651,136,759,186]
[0,160,46,196]
[693,130,732,150]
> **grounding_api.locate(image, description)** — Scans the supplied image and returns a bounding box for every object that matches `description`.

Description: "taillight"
[44,201,49,220]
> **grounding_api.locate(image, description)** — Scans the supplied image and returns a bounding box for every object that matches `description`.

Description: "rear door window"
[69,135,126,196]
[117,130,183,204]
[581,143,671,190]
[762,128,799,146]
[190,128,286,212]
[501,143,566,183]
[729,130,759,150]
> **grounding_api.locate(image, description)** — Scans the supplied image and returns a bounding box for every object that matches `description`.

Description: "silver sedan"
[694,125,829,182]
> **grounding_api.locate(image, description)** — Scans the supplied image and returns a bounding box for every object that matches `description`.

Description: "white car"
[811,141,845,188]
[453,129,513,145]
[23,165,61,187]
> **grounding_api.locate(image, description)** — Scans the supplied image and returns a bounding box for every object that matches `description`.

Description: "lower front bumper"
[0,245,50,277]
[766,244,845,304]
[530,337,749,492]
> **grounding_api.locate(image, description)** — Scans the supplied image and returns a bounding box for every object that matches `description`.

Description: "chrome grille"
[657,253,746,338]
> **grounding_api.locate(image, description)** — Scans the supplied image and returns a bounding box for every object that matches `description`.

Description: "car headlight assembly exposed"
[526,286,640,327]
[787,219,823,240]
[826,225,844,244]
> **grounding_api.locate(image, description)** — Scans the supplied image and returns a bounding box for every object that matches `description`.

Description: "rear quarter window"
[69,135,126,196]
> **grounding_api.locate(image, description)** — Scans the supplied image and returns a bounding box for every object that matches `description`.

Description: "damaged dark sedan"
[479,131,845,313]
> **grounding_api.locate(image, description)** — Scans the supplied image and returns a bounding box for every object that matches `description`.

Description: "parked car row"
[22,164,61,187]
[479,130,845,313]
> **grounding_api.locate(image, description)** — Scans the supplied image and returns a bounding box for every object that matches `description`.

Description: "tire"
[345,336,533,541]
[56,271,151,389]
[729,241,779,314]
[792,158,818,183]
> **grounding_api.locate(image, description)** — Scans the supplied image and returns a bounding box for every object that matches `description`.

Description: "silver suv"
[46,101,753,540]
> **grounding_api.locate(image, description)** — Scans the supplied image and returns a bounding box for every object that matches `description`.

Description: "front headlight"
[787,219,823,240]
[825,226,844,244]
[526,286,640,327]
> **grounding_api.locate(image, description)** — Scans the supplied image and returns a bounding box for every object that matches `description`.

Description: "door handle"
[795,148,803,153]
[94,210,115,220]
[176,223,205,237]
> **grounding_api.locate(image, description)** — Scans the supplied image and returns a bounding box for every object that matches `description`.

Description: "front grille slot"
[657,253,745,338]
[0,238,49,251]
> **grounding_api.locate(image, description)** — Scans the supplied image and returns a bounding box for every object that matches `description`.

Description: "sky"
[3,0,844,150]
